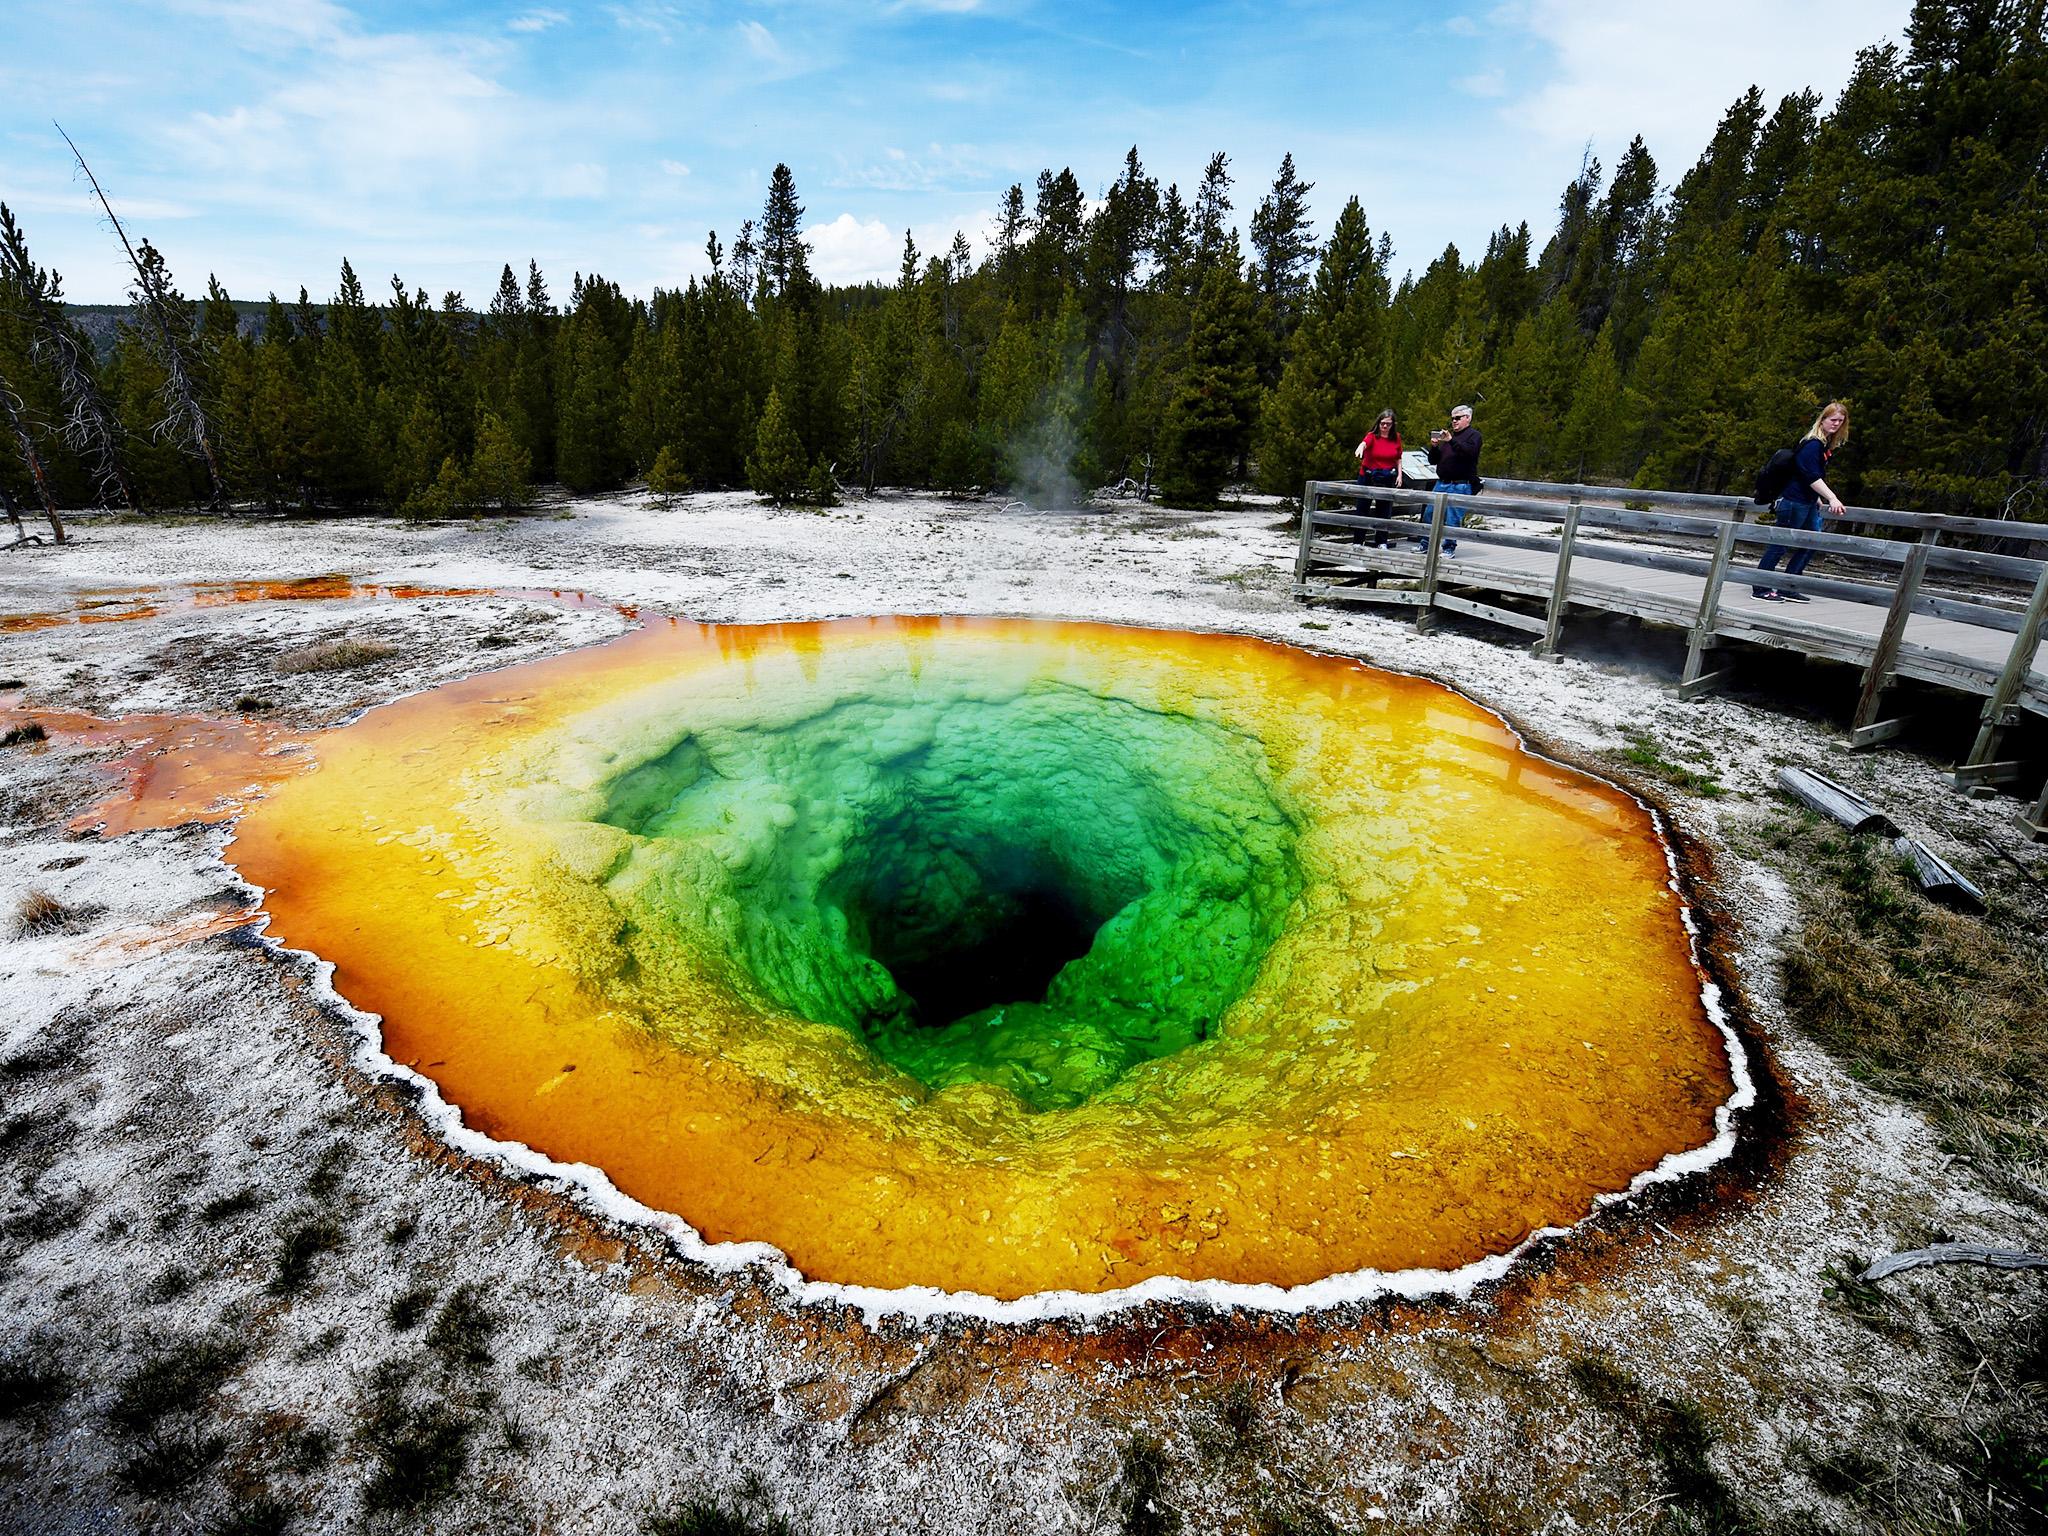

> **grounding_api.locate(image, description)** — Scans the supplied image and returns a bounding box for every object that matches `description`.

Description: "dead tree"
[0,372,66,544]
[1,482,27,543]
[0,203,141,512]
[57,124,228,508]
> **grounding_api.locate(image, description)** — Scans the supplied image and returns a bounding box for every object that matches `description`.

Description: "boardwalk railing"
[1292,476,2048,837]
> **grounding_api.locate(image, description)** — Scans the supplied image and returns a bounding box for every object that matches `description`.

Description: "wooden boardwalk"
[1292,476,2048,837]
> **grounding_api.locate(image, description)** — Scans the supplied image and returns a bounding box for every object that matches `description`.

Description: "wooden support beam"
[1681,520,1739,697]
[1294,582,1428,608]
[1955,561,2048,785]
[1293,481,1321,585]
[1953,758,2029,788]
[1846,713,1910,748]
[1534,493,1581,661]
[1850,531,1936,747]
[1415,488,1449,634]
[2023,775,2048,841]
[1432,591,1548,635]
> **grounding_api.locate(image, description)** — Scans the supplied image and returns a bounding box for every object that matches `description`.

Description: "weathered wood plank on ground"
[1776,767,1898,835]
[1862,1244,2048,1281]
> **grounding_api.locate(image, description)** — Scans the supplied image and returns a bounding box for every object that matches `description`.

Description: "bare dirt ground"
[1,491,2044,1536]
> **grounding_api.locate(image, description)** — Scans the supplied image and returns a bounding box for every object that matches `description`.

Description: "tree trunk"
[1,377,68,543]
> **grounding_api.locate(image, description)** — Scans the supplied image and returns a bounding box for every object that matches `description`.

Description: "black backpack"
[1753,447,1798,504]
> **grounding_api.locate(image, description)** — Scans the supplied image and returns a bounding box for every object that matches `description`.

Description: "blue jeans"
[1433,482,1471,548]
[1757,498,1822,586]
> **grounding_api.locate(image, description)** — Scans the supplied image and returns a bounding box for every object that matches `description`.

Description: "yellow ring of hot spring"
[228,616,1735,1301]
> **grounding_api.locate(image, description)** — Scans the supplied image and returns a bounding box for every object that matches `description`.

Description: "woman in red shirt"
[1354,409,1404,546]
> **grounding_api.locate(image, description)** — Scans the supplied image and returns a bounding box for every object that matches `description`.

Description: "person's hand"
[1826,497,1845,517]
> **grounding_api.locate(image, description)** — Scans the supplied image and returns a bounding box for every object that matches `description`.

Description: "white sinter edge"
[197,634,1758,1329]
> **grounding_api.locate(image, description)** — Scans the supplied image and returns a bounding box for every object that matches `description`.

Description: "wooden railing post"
[1679,520,1740,699]
[1294,481,1321,586]
[1415,488,1449,632]
[2024,772,2048,841]
[1955,559,2048,787]
[1534,492,1581,661]
[1848,529,1938,747]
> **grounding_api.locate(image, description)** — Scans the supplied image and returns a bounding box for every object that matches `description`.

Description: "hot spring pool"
[223,616,1740,1304]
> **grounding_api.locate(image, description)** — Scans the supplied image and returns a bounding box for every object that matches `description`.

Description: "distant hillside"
[63,300,297,356]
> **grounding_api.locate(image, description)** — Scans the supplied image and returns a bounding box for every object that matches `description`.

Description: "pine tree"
[471,410,533,510]
[759,164,808,300]
[1249,152,1318,370]
[747,386,806,503]
[1560,321,1625,481]
[1255,197,1389,500]
[1159,249,1260,507]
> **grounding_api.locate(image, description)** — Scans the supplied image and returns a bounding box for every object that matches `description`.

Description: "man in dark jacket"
[1424,405,1481,554]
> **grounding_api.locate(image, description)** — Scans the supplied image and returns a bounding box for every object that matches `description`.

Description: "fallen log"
[1861,1243,2048,1282]
[1775,766,1897,836]
[1892,837,1986,912]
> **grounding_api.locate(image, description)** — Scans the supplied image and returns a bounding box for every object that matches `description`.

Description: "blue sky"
[1,1,1912,305]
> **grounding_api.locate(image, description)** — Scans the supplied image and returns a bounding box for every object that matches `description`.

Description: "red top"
[1357,431,1403,472]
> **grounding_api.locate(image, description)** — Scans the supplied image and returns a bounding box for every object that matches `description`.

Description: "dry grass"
[1758,812,2048,1535]
[274,636,400,674]
[1,721,47,747]
[1773,822,2048,1203]
[12,888,71,938]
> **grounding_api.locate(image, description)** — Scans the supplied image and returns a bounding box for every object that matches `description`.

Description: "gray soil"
[1,491,2044,1535]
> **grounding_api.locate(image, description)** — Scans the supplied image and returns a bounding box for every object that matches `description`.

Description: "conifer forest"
[2,3,2043,531]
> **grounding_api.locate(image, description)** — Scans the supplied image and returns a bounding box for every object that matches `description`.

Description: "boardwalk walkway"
[1292,476,2048,836]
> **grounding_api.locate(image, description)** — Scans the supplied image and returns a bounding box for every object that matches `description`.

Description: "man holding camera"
[1424,404,1482,555]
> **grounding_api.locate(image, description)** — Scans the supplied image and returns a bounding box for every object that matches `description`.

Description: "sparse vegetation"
[425,1283,499,1368]
[0,1038,72,1076]
[117,1426,230,1497]
[1114,1435,1180,1536]
[1,721,48,746]
[234,694,274,713]
[304,1139,351,1200]
[143,1264,196,1304]
[643,1493,795,1536]
[1616,725,1726,798]
[1567,1355,1751,1533]
[1771,819,2048,1199]
[270,1215,344,1295]
[108,1332,247,1435]
[0,1344,69,1419]
[387,1283,437,1332]
[198,1185,264,1224]
[274,635,399,674]
[356,1362,479,1514]
[12,887,73,937]
[203,1493,297,1536]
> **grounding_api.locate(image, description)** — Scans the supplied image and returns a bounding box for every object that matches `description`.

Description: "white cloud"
[660,159,691,177]
[1500,0,1915,158]
[805,211,992,285]
[604,4,684,42]
[508,8,569,33]
[1446,15,1481,36]
[738,20,787,64]
[543,162,609,198]
[1460,68,1507,99]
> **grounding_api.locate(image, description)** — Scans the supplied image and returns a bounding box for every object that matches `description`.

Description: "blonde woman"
[1754,401,1850,602]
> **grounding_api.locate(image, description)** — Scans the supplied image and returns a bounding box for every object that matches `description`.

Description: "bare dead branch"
[56,122,227,507]
[0,203,140,512]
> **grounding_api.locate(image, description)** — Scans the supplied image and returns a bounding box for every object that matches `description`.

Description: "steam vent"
[227,616,1737,1302]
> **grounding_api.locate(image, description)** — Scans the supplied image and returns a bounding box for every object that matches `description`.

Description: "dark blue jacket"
[1781,438,1829,506]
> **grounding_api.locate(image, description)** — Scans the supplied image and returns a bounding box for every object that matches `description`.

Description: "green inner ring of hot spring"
[596,683,1306,1111]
